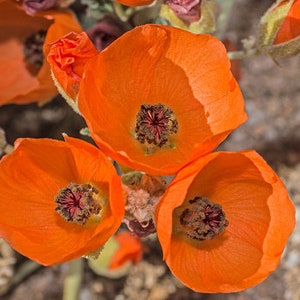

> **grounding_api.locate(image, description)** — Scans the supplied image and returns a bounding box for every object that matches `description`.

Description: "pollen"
[55,183,102,225]
[177,196,229,241]
[135,103,178,147]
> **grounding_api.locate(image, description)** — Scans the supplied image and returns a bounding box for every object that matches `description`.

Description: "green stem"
[227,48,260,60]
[10,260,42,290]
[113,2,134,22]
[215,0,234,39]
[63,258,84,300]
[0,128,13,155]
[1,144,14,155]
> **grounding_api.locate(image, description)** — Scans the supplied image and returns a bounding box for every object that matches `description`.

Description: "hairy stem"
[63,258,83,300]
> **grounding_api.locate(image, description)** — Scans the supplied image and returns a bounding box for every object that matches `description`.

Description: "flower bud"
[164,0,202,25]
[86,17,127,51]
[22,0,59,15]
[160,0,215,34]
[258,0,300,58]
[88,232,143,278]
[46,32,98,111]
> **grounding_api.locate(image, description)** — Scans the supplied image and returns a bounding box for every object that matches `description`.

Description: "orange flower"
[274,0,300,44]
[0,136,124,266]
[88,231,143,278]
[108,231,143,269]
[114,0,154,6]
[78,25,247,175]
[47,32,98,109]
[155,151,295,293]
[0,1,81,106]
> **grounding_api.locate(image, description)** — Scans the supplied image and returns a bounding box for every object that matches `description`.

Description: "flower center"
[23,29,47,74]
[55,183,102,225]
[135,103,178,148]
[177,196,228,241]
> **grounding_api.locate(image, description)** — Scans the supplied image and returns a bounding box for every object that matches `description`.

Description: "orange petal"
[47,32,98,103]
[108,231,143,269]
[222,37,241,81]
[0,136,124,266]
[78,24,247,175]
[114,0,154,6]
[274,0,300,44]
[0,1,81,105]
[156,151,295,292]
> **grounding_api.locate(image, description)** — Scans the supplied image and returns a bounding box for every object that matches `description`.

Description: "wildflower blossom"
[156,150,295,292]
[0,136,124,266]
[0,0,81,106]
[77,25,247,175]
[88,231,143,278]
[108,231,143,269]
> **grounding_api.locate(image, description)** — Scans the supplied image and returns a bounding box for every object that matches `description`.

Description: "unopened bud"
[258,0,300,58]
[160,0,215,33]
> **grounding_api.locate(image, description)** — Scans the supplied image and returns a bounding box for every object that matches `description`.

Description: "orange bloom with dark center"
[0,136,124,266]
[114,0,154,6]
[156,151,295,292]
[274,0,300,44]
[0,1,81,106]
[78,25,247,175]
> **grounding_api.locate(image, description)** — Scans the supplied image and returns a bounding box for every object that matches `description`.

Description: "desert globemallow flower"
[74,24,247,175]
[155,150,295,293]
[258,0,300,58]
[0,0,81,106]
[0,136,124,266]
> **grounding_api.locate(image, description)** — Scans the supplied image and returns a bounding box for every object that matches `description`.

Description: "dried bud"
[258,0,300,58]
[122,173,166,237]
[165,0,202,24]
[160,0,215,34]
[22,0,59,15]
[86,17,127,51]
